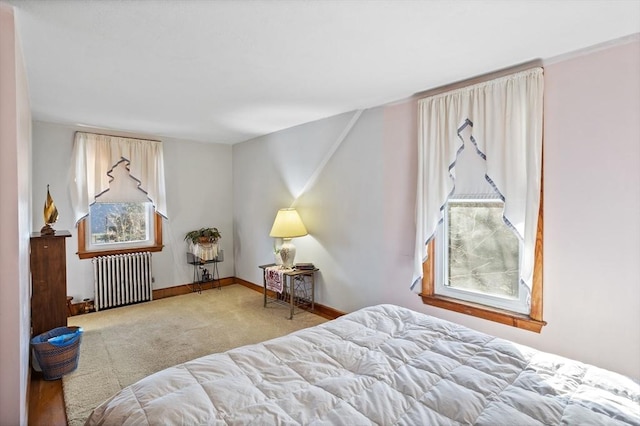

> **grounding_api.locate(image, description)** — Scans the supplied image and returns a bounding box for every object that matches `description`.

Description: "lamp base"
[279,239,296,269]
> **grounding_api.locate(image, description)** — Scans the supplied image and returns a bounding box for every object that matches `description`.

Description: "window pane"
[89,202,149,245]
[447,201,519,298]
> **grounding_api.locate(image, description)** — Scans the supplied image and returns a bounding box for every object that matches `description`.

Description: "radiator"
[92,252,153,311]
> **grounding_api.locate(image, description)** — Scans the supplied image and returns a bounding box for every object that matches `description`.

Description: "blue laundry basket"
[31,326,83,380]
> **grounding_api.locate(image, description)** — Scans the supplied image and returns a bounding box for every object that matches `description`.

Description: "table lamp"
[269,208,308,268]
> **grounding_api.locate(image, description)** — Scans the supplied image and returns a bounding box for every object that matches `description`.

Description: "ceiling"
[7,0,640,145]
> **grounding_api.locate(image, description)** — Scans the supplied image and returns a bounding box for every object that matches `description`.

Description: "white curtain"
[70,132,168,224]
[413,68,543,295]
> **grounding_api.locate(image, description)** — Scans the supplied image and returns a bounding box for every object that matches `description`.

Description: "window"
[414,67,545,332]
[71,132,167,259]
[435,198,527,314]
[78,209,163,259]
[422,194,543,332]
[76,161,163,259]
[87,202,154,249]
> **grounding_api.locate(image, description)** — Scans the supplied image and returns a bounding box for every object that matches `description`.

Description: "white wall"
[232,111,357,285]
[233,38,640,379]
[0,4,32,424]
[31,121,234,301]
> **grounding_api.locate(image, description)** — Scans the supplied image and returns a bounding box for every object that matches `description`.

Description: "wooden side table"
[259,264,318,319]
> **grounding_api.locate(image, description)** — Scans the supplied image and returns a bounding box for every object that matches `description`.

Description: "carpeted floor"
[63,284,326,426]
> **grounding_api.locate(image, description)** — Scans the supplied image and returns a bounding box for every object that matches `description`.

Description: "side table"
[259,264,318,319]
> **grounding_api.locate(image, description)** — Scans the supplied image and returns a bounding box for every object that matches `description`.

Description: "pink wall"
[542,39,640,375]
[375,37,640,380]
[0,4,32,425]
[397,38,640,379]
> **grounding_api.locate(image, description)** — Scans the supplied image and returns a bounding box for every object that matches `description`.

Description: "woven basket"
[31,326,83,380]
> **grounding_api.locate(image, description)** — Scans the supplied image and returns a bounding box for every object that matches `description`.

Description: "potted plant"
[184,227,221,244]
[185,227,222,262]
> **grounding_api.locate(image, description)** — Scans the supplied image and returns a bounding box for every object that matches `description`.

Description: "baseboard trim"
[70,277,345,320]
[233,277,263,293]
[153,277,236,300]
[234,277,345,320]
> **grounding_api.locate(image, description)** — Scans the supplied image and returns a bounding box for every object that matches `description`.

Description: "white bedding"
[86,304,640,425]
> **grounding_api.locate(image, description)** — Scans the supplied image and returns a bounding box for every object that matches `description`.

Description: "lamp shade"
[269,208,308,238]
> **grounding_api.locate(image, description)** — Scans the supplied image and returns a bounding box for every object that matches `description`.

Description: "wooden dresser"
[30,231,71,336]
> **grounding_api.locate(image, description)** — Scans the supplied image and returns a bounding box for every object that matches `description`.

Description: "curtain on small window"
[70,132,168,224]
[413,68,543,294]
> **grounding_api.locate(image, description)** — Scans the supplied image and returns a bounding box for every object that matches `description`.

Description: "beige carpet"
[63,284,326,425]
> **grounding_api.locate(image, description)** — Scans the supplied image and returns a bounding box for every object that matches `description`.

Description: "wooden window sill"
[77,244,163,260]
[420,293,546,333]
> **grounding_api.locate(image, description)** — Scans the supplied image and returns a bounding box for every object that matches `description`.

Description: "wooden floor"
[28,371,66,426]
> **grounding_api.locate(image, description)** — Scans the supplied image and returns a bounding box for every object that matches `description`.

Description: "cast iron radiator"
[92,252,153,311]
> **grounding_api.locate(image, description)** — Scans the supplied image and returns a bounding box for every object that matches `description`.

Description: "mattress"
[86,304,640,425]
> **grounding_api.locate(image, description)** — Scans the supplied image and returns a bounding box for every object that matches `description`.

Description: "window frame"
[436,198,528,314]
[421,182,545,333]
[77,211,163,259]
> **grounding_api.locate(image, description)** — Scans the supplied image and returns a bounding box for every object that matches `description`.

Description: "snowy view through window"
[447,200,519,299]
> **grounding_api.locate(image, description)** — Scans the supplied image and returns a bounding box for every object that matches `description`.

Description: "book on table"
[295,263,315,270]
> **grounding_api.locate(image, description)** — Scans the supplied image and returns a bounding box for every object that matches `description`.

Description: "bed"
[86,304,639,425]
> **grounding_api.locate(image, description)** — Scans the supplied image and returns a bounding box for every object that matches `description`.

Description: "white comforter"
[86,304,640,425]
